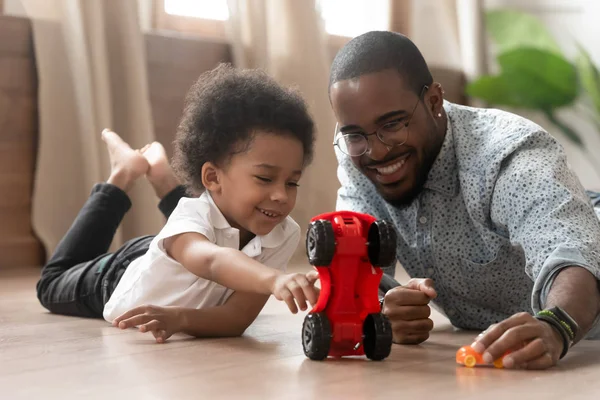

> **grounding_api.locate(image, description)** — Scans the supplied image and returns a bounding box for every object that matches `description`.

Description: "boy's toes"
[101,129,128,149]
[139,143,152,153]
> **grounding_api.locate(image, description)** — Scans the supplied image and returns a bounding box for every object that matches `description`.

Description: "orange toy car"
[456,345,507,368]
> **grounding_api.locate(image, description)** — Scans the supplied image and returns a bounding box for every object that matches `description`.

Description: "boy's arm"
[179,291,269,337]
[165,232,280,295]
[113,291,269,340]
[164,232,318,312]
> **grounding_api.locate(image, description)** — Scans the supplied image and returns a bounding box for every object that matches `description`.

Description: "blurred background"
[1,0,599,269]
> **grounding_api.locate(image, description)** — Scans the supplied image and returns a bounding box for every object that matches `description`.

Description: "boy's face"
[210,132,304,239]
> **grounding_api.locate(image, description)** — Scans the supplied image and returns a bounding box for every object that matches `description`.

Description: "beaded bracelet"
[534,314,570,359]
[537,309,575,341]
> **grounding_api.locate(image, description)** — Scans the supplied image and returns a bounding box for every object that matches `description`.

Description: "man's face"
[330,69,445,207]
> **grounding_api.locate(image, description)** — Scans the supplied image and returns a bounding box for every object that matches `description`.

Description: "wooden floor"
[2,266,600,400]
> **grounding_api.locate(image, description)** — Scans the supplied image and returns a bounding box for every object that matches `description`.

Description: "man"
[329,31,600,370]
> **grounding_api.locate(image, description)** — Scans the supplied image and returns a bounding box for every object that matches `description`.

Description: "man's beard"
[380,156,432,208]
[382,168,429,207]
[380,132,444,208]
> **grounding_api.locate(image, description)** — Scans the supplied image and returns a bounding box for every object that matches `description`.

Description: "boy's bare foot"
[142,142,180,199]
[102,129,149,192]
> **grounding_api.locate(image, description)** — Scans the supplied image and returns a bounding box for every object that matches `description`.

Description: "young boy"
[36,64,319,343]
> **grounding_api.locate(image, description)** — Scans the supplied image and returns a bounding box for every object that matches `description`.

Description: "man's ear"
[426,82,444,117]
[201,162,221,193]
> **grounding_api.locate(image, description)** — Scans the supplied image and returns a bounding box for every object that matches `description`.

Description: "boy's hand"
[113,305,183,343]
[306,269,321,298]
[381,278,437,344]
[271,272,320,313]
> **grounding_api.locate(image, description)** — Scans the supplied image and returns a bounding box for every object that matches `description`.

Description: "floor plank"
[1,266,599,399]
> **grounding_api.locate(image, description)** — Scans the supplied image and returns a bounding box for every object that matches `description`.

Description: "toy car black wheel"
[306,220,335,266]
[363,313,393,361]
[367,220,397,267]
[302,312,331,361]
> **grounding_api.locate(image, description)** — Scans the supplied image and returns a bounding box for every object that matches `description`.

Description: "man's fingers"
[482,320,541,363]
[523,351,554,370]
[404,278,437,299]
[393,331,430,345]
[501,337,547,369]
[383,305,431,321]
[384,286,433,307]
[391,318,434,334]
[473,312,532,353]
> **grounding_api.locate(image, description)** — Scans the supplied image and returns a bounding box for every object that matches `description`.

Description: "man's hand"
[113,305,183,343]
[471,312,564,369]
[381,278,437,344]
[271,272,320,314]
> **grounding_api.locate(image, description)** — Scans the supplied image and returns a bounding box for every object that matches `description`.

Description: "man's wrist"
[535,310,573,359]
[537,308,577,341]
[543,266,599,343]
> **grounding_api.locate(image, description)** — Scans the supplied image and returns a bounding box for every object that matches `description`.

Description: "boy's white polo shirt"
[103,191,300,322]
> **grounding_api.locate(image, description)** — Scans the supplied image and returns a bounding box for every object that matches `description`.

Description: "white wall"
[484,0,600,190]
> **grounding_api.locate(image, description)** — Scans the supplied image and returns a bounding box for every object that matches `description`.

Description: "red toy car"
[301,211,397,361]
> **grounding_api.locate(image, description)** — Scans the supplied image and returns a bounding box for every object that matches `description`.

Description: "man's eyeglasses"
[333,85,428,157]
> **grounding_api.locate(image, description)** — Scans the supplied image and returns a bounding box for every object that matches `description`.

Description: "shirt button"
[427,267,434,275]
[419,216,427,224]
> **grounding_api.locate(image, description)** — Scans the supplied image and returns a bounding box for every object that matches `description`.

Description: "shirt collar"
[423,101,459,198]
[202,191,289,250]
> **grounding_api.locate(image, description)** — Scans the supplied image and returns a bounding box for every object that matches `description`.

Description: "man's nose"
[366,134,392,161]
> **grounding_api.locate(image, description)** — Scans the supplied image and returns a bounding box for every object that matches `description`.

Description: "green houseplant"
[467,10,600,175]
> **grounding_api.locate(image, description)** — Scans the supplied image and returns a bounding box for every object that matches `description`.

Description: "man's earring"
[437,113,442,117]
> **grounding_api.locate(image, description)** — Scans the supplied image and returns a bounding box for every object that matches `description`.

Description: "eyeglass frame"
[332,85,429,157]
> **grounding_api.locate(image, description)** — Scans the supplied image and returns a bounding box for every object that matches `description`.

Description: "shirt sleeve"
[490,130,600,314]
[155,197,216,252]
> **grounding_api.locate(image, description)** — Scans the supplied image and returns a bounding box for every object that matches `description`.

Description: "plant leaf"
[575,44,600,115]
[497,48,578,109]
[486,10,562,55]
[466,75,526,107]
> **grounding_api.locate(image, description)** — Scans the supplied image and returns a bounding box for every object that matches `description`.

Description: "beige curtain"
[392,0,486,76]
[7,0,163,255]
[226,0,338,260]
[388,0,486,105]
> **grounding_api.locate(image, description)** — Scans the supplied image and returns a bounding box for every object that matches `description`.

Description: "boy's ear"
[201,162,221,192]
